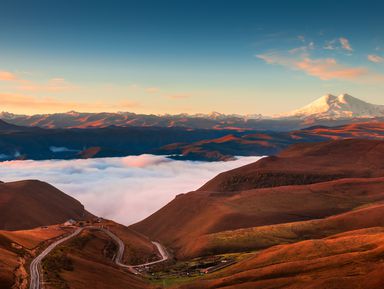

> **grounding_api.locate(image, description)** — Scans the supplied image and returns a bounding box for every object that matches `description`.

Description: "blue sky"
[0,0,384,115]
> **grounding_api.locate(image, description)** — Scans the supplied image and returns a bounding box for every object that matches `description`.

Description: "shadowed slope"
[0,180,93,230]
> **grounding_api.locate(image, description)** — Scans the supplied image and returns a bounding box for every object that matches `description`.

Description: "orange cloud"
[0,93,139,113]
[166,94,190,100]
[339,37,353,52]
[368,54,384,63]
[295,57,366,80]
[0,70,74,92]
[257,52,379,82]
[145,87,160,94]
[17,78,75,92]
[116,100,140,109]
[0,69,75,93]
[0,71,17,81]
[0,93,78,110]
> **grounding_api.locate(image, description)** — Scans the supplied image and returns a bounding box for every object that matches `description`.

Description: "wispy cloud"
[323,38,353,53]
[17,78,75,92]
[0,93,79,109]
[0,70,143,113]
[145,87,160,94]
[0,70,74,93]
[166,94,190,100]
[0,71,17,81]
[368,54,384,63]
[297,35,305,42]
[339,37,353,52]
[289,42,315,54]
[0,93,139,113]
[324,39,337,51]
[295,57,365,80]
[257,51,379,82]
[117,100,140,109]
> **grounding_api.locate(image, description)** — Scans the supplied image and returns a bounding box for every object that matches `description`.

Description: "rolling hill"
[178,227,384,289]
[131,139,384,259]
[0,180,93,230]
[0,180,159,289]
[199,139,384,192]
[129,138,384,288]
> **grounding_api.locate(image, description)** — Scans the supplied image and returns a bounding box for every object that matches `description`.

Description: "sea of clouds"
[0,155,262,225]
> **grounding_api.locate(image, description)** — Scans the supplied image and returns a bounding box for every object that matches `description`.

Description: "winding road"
[101,228,169,274]
[29,226,169,289]
[29,228,83,289]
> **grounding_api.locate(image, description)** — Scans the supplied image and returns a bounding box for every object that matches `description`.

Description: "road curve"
[29,226,169,289]
[100,228,138,273]
[101,228,169,273]
[135,241,169,267]
[29,228,83,289]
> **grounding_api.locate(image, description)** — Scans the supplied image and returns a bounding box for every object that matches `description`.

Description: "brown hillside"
[0,225,69,288]
[131,140,384,259]
[0,180,93,230]
[131,177,384,259]
[0,247,17,289]
[177,228,384,289]
[192,202,384,256]
[199,139,384,192]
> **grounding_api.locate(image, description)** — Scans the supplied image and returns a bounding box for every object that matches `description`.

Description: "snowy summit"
[280,94,384,119]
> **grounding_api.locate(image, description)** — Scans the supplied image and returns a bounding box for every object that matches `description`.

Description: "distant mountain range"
[1,94,383,130]
[0,116,383,161]
[0,110,264,130]
[0,94,382,162]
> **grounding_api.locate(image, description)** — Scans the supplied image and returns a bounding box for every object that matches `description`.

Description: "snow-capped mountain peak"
[280,94,384,119]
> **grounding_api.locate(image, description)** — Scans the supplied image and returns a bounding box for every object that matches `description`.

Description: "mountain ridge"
[1,94,383,129]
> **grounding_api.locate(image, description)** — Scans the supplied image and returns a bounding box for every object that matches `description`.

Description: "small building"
[95,217,103,223]
[63,219,76,226]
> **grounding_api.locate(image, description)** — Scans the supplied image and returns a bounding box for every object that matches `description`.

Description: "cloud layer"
[256,36,384,83]
[257,53,367,81]
[0,155,261,225]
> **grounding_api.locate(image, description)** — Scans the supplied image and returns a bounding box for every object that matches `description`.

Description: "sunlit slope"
[178,227,384,289]
[131,139,384,259]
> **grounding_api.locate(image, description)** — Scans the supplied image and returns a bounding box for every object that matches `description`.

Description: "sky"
[0,155,261,224]
[1,0,384,115]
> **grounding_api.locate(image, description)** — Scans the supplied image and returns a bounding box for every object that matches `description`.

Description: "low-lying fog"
[0,155,262,225]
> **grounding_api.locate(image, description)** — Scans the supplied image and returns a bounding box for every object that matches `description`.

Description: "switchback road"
[29,226,168,289]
